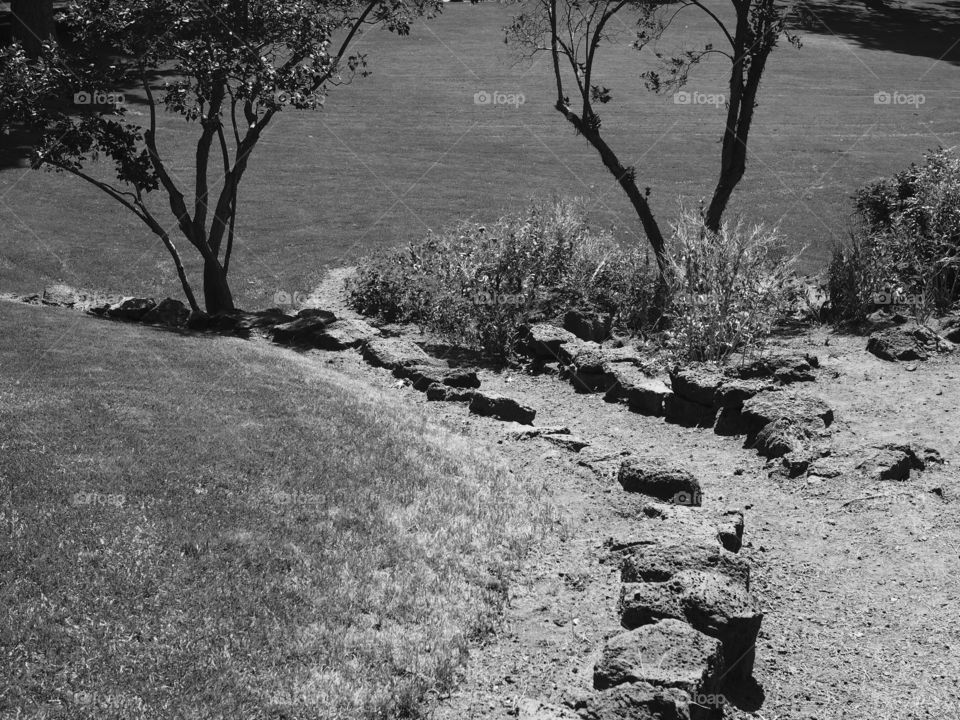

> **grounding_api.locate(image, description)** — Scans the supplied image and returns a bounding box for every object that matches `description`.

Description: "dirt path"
[303,268,960,720]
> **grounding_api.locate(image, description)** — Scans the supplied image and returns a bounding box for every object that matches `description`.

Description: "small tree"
[0,0,438,313]
[508,0,799,275]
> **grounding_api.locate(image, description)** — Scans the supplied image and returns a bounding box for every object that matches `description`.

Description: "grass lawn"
[0,301,547,719]
[0,1,958,308]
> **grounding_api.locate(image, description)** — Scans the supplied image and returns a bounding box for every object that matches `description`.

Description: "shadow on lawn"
[793,0,960,66]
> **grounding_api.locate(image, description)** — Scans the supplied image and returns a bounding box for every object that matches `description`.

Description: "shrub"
[829,147,960,322]
[663,209,799,362]
[348,198,658,357]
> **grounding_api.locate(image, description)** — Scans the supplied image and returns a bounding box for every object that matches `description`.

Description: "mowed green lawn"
[0,1,958,308]
[0,301,545,719]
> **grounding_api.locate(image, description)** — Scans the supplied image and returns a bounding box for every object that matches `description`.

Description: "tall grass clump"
[664,208,799,362]
[348,198,658,357]
[829,147,960,322]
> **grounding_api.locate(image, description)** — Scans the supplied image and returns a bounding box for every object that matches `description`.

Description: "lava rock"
[41,283,79,307]
[575,682,708,720]
[593,620,723,699]
[604,365,670,416]
[563,308,612,342]
[517,323,580,361]
[618,458,702,506]
[716,510,744,553]
[866,325,954,362]
[611,538,751,589]
[469,392,536,425]
[271,314,338,344]
[142,298,190,327]
[670,367,724,407]
[106,297,157,322]
[664,395,717,428]
[361,337,435,370]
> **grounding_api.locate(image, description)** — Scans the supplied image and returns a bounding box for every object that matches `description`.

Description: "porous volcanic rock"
[469,392,536,424]
[563,308,612,343]
[670,366,724,408]
[664,395,717,428]
[574,682,710,720]
[360,337,436,370]
[866,325,954,362]
[271,313,338,344]
[604,365,670,416]
[517,323,580,361]
[618,458,702,506]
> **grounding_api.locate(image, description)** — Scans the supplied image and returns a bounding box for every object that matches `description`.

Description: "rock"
[750,417,812,459]
[296,308,336,322]
[664,395,717,428]
[741,391,834,433]
[41,283,79,307]
[424,384,475,403]
[604,365,670,416]
[396,366,478,391]
[866,325,954,362]
[716,510,744,553]
[233,308,296,331]
[574,682,706,720]
[807,456,848,479]
[618,458,702,506]
[425,383,450,401]
[727,353,819,384]
[516,698,580,720]
[542,433,590,452]
[856,443,931,481]
[469,392,536,425]
[106,297,157,322]
[713,406,748,436]
[142,298,190,327]
[441,369,481,389]
[563,308,612,342]
[610,538,751,589]
[593,620,723,699]
[517,323,580,360]
[506,425,571,440]
[560,345,616,393]
[670,367,724,407]
[619,571,762,684]
[271,314,338,344]
[714,379,770,409]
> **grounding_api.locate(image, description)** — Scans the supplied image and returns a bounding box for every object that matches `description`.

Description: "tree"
[508,0,799,276]
[10,0,55,58]
[0,0,439,313]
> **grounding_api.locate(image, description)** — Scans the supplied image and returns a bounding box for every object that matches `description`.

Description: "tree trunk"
[10,0,54,58]
[202,258,235,314]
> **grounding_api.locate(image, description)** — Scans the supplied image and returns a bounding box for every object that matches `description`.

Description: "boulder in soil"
[741,390,834,433]
[106,297,157,322]
[727,352,819,384]
[610,538,751,589]
[574,682,709,720]
[142,298,190,327]
[360,338,438,370]
[41,283,79,307]
[619,570,762,684]
[618,458,702,506]
[604,365,670,416]
[716,510,744,553]
[314,318,380,349]
[670,367,724,407]
[593,619,723,699]
[563,308,612,342]
[517,323,580,361]
[866,325,954,362]
[469,391,536,425]
[856,443,933,481]
[271,314,338,344]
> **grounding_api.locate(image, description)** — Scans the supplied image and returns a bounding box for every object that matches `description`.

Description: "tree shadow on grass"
[792,0,960,66]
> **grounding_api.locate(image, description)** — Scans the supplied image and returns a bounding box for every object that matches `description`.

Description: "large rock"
[271,314,337,344]
[41,283,79,307]
[727,353,818,384]
[563,308,612,342]
[425,383,476,403]
[604,365,670,416]
[469,392,536,425]
[142,298,190,327]
[593,620,723,699]
[741,391,834,433]
[618,458,702,506]
[517,323,580,361]
[562,345,617,393]
[621,572,762,685]
[670,367,724,408]
[714,379,770,409]
[574,682,710,720]
[866,325,954,362]
[273,317,378,349]
[855,443,938,481]
[716,510,744,553]
[397,365,478,391]
[361,337,436,370]
[106,297,157,322]
[609,538,751,589]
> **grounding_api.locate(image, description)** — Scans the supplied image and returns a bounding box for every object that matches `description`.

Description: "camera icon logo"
[73,91,92,105]
[474,90,492,105]
[874,90,892,105]
[673,91,692,105]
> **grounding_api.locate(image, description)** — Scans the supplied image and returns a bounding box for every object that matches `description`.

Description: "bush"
[348,198,659,357]
[829,147,960,322]
[663,209,799,362]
